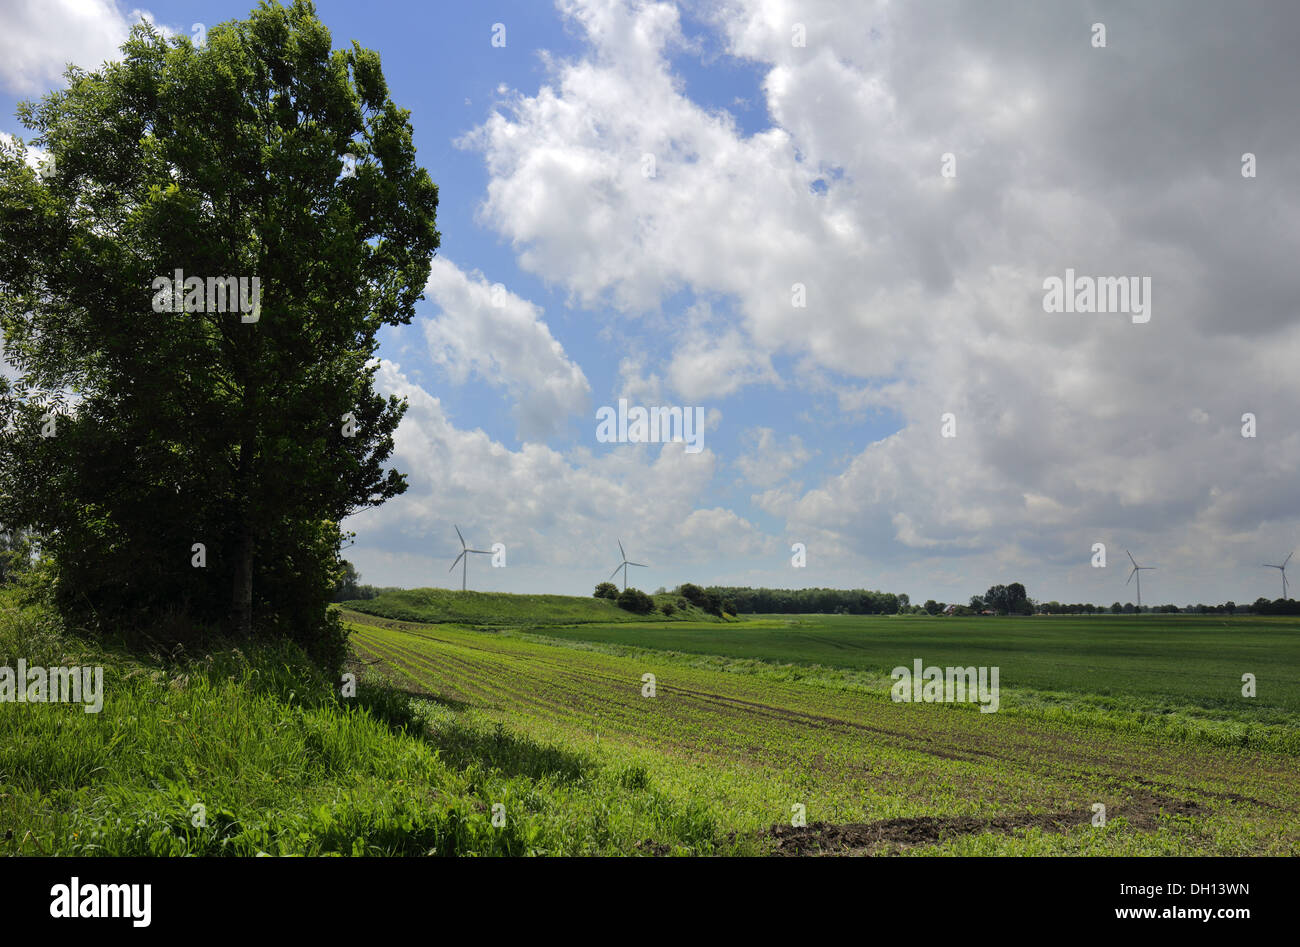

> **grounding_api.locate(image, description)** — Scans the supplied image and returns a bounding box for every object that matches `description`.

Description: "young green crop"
[349,615,1300,856]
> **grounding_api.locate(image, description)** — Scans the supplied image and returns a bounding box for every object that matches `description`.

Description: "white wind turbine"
[1126,550,1156,610]
[1264,551,1293,599]
[609,539,647,591]
[449,525,491,592]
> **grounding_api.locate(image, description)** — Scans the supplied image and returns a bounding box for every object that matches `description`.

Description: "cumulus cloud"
[734,427,809,488]
[615,355,665,405]
[451,0,1300,603]
[345,361,764,591]
[667,325,780,401]
[0,0,171,94]
[422,256,590,442]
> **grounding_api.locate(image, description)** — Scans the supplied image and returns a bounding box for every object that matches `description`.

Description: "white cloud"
[615,355,664,404]
[0,1,169,94]
[422,256,590,442]
[451,0,1300,602]
[667,326,779,401]
[346,361,764,592]
[733,427,809,488]
[0,131,50,173]
[677,506,768,556]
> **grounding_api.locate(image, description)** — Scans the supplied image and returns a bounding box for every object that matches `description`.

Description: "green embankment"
[342,587,726,626]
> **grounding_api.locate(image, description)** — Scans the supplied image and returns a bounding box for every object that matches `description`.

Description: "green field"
[8,589,1297,856]
[534,613,1300,731]
[346,605,1300,855]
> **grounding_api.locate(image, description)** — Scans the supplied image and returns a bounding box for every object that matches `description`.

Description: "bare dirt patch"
[767,813,1080,855]
[766,793,1206,855]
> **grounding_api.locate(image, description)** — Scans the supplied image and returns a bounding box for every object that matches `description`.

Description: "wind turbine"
[1126,550,1156,610]
[1264,551,1293,599]
[449,525,491,592]
[609,539,647,591]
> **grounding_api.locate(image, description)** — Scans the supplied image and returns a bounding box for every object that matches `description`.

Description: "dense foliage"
[332,559,380,602]
[0,1,438,669]
[703,586,905,615]
[616,587,655,614]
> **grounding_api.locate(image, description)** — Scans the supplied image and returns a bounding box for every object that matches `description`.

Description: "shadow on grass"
[350,673,593,785]
[418,713,595,785]
[379,684,473,714]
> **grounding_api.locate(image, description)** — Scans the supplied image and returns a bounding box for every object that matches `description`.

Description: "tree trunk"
[231,516,253,637]
[230,428,255,637]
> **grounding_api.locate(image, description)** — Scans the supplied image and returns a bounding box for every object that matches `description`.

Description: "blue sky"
[4,1,1300,607]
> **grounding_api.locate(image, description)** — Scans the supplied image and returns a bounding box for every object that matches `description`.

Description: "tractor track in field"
[359,624,966,755]
[357,622,1145,765]
[372,638,1130,778]
[365,621,1227,847]
[366,628,1075,801]
[1129,775,1298,815]
[361,622,983,741]
[355,625,1219,772]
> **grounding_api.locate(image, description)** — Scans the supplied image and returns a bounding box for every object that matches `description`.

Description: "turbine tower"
[449,525,491,592]
[1126,550,1156,610]
[1264,552,1293,599]
[609,539,647,591]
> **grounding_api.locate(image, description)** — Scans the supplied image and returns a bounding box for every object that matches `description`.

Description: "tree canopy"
[982,583,1031,615]
[0,0,439,666]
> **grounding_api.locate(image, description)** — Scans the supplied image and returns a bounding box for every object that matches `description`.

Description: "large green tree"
[983,582,1030,615]
[0,0,438,662]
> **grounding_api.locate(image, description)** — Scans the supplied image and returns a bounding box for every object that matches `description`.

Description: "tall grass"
[0,591,735,856]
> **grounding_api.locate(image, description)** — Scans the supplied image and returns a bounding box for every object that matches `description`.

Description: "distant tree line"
[1037,602,1107,614]
[703,587,907,615]
[692,582,1298,618]
[1024,599,1298,616]
[702,584,1040,616]
[1038,600,1296,615]
[1248,598,1300,616]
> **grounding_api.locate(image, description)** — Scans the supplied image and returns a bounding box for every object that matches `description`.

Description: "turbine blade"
[1286,552,1294,568]
[610,565,623,579]
[1127,569,1135,584]
[455,524,466,549]
[1127,550,1137,568]
[449,551,465,571]
[628,562,647,567]
[619,539,626,560]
